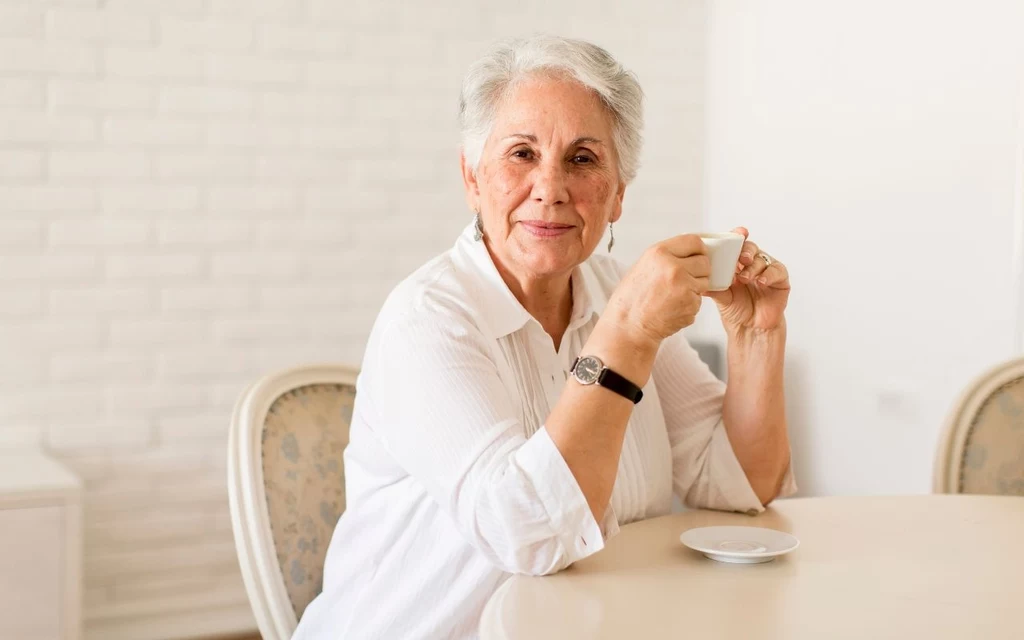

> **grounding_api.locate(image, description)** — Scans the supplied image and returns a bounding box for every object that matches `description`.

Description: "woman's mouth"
[518,220,575,238]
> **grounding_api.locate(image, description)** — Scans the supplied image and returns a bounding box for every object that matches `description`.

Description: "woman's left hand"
[706,227,790,332]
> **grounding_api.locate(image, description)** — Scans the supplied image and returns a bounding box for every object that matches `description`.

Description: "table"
[479,495,1024,639]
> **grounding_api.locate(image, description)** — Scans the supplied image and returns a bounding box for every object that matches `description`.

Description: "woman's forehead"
[492,75,613,135]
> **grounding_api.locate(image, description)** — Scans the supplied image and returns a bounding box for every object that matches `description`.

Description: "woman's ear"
[460,152,480,212]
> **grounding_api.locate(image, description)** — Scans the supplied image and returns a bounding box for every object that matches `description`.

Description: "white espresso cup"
[699,232,745,291]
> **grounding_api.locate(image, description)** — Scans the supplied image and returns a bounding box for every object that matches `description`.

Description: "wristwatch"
[569,355,644,404]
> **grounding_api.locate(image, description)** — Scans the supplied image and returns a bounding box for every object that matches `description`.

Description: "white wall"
[700,0,1024,496]
[0,1,708,637]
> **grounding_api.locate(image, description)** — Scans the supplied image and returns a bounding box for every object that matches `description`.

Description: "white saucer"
[680,526,799,564]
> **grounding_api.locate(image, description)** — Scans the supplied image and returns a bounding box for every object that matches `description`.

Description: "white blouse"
[294,224,796,640]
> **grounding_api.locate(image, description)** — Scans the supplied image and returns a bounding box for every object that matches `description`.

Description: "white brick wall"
[0,1,707,638]
[50,79,157,112]
[0,5,44,38]
[47,7,153,44]
[0,76,46,107]
[0,38,98,74]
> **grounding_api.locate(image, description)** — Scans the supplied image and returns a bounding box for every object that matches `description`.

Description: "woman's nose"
[531,160,569,206]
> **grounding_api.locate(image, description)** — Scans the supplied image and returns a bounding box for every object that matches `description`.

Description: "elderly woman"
[295,35,795,639]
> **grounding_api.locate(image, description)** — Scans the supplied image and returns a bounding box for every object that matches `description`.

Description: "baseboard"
[85,605,257,640]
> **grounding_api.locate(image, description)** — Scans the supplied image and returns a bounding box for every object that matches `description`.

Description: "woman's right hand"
[605,234,710,347]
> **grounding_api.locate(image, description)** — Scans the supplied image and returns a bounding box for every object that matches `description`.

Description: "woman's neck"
[490,251,574,350]
[519,276,574,350]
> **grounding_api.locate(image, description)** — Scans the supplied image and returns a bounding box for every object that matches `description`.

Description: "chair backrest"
[228,364,359,640]
[934,357,1024,495]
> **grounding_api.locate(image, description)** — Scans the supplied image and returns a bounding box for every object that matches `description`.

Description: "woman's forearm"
[721,323,790,505]
[545,318,660,521]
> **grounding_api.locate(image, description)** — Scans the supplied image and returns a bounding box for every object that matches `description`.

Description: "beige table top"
[480,495,1024,640]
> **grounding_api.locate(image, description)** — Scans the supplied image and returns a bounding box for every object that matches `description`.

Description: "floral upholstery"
[261,382,355,619]
[958,376,1024,495]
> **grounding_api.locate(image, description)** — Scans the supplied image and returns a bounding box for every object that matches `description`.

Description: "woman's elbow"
[750,465,789,507]
[490,538,575,576]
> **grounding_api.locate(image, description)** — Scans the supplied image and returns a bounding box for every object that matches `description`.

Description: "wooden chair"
[934,357,1024,495]
[227,364,359,640]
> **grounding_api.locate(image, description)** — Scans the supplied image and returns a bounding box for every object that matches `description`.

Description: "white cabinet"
[0,451,82,640]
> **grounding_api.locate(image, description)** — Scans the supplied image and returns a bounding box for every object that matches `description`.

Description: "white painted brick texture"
[0,1,707,638]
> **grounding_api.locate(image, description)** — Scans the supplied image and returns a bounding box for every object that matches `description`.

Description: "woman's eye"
[573,155,593,164]
[512,149,533,159]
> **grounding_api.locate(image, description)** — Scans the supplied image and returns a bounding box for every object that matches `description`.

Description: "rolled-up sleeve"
[365,310,616,576]
[654,332,797,514]
[512,428,619,563]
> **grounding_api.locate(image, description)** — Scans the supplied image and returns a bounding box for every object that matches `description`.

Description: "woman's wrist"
[583,317,661,388]
[725,321,786,380]
[725,319,787,349]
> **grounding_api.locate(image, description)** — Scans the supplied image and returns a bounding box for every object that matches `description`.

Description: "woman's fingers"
[737,242,767,282]
[739,253,789,287]
[654,236,711,288]
[737,239,760,267]
[757,259,790,287]
[659,234,708,259]
[679,253,711,279]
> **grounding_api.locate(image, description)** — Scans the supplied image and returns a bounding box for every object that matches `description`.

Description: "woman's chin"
[518,250,580,277]
[509,231,587,276]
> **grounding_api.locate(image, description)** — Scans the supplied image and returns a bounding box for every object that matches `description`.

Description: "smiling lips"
[519,220,575,237]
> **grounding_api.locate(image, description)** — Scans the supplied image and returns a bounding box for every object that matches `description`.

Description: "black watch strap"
[597,367,644,404]
[571,356,644,404]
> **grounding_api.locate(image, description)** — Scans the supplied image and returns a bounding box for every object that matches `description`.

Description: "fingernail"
[757,277,767,285]
[739,272,750,281]
[740,252,753,263]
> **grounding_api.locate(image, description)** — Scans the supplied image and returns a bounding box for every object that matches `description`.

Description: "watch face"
[574,356,603,384]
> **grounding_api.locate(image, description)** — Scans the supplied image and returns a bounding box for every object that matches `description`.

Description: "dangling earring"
[473,211,483,241]
[607,223,615,252]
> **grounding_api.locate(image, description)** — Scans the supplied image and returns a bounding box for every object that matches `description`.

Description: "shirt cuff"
[515,426,618,563]
[777,464,799,498]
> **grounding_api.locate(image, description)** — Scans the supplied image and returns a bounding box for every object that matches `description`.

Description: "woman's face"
[462,74,626,284]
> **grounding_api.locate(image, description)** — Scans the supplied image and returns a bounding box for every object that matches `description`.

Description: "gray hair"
[458,35,644,184]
